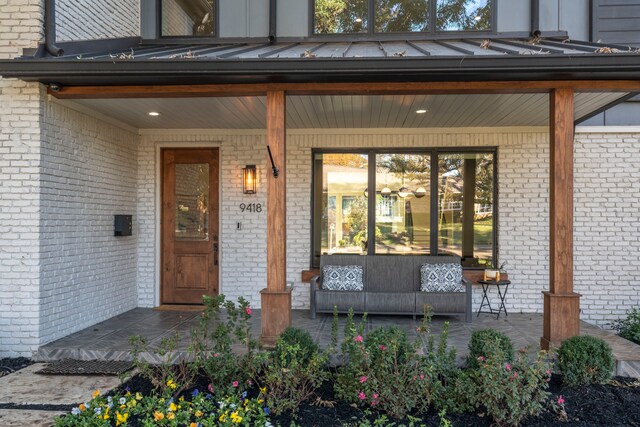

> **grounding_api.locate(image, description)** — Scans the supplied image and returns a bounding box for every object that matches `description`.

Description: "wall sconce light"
[242,165,256,194]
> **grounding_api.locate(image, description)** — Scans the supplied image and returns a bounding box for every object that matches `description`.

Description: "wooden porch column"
[541,88,581,350]
[261,90,291,345]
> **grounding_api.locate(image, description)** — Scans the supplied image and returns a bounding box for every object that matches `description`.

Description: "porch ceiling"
[66,92,626,129]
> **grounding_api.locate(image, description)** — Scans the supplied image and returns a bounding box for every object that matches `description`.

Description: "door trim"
[154,142,221,307]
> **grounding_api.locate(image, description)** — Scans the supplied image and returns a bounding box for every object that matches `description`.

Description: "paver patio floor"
[37,309,640,377]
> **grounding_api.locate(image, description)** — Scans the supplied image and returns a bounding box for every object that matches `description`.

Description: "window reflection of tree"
[314,0,491,33]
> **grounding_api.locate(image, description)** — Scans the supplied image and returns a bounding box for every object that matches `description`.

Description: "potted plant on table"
[484,261,507,281]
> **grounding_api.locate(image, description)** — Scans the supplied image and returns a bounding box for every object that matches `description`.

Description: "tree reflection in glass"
[436,0,491,31]
[375,0,429,33]
[314,0,369,34]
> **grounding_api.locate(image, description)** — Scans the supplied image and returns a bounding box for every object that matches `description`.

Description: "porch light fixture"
[414,187,427,198]
[242,165,257,194]
[148,111,160,116]
[381,187,392,196]
[355,18,363,23]
[398,187,410,198]
[415,109,428,114]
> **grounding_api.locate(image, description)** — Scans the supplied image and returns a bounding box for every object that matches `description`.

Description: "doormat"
[36,359,133,375]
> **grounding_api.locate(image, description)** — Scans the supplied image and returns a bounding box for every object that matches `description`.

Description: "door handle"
[213,243,219,266]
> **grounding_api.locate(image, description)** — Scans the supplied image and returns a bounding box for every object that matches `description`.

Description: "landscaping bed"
[51,297,640,427]
[0,357,33,378]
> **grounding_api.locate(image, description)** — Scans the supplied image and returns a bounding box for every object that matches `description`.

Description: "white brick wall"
[39,100,140,345]
[0,1,44,357]
[56,0,140,42]
[574,132,640,326]
[137,133,268,309]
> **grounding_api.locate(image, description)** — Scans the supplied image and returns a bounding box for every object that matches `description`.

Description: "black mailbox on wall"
[114,215,133,236]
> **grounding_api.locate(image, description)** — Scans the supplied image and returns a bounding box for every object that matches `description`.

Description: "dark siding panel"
[593,0,640,46]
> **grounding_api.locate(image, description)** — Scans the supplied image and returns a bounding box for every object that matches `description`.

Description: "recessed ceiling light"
[415,109,428,114]
[355,18,363,23]
[148,112,160,116]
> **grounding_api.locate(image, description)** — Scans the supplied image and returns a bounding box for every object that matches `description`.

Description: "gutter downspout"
[268,0,276,44]
[531,0,541,37]
[45,0,64,57]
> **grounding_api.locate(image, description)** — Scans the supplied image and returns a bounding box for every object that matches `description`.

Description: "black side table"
[476,280,511,320]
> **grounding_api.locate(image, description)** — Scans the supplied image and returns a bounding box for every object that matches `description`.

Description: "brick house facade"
[1,1,639,356]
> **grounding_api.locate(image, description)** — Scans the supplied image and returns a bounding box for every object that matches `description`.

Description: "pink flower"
[232,381,239,388]
[245,307,252,316]
[545,369,551,376]
[513,372,519,379]
[354,335,363,343]
[359,376,367,384]
[557,396,565,405]
[505,363,512,371]
[358,392,366,401]
[378,345,386,351]
[477,356,485,362]
[420,374,425,380]
[207,384,214,394]
[213,353,219,357]
[519,347,526,354]
[372,393,379,400]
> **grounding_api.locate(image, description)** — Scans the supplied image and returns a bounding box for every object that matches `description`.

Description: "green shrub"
[557,335,615,386]
[258,339,329,416]
[610,307,640,345]
[467,329,514,370]
[461,341,552,427]
[276,326,319,364]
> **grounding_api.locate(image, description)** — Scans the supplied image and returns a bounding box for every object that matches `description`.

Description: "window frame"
[310,0,496,37]
[158,0,219,39]
[310,146,498,269]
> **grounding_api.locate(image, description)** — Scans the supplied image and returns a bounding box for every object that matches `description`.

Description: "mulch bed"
[111,373,640,426]
[0,357,33,378]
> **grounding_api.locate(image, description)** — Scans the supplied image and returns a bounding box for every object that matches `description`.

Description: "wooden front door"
[161,148,219,304]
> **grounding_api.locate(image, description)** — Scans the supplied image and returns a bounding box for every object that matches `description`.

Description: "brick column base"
[260,287,292,347]
[541,291,581,350]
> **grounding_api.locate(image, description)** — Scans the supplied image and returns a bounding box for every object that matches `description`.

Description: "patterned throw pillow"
[322,265,364,291]
[420,263,464,292]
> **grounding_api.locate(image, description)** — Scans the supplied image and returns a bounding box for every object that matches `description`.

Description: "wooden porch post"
[541,88,581,350]
[261,90,291,345]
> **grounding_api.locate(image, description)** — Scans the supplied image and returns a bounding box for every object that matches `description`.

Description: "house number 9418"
[240,203,263,213]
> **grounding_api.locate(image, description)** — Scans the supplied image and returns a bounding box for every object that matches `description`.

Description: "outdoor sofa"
[310,254,472,322]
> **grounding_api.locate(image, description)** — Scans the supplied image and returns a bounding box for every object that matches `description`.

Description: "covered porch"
[35,309,640,378]
[1,36,640,357]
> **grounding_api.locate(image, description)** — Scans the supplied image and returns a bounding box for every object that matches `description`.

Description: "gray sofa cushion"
[420,263,464,292]
[322,265,364,291]
[366,255,415,292]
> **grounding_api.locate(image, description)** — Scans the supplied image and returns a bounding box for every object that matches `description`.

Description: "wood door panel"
[162,148,219,304]
[176,255,209,290]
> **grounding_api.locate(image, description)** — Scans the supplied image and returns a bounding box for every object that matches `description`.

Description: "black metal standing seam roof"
[2,36,640,86]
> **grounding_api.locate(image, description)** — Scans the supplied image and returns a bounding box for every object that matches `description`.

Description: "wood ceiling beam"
[49,80,640,99]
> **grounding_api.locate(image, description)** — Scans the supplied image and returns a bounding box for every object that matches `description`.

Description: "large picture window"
[312,149,496,268]
[161,0,215,37]
[313,0,492,34]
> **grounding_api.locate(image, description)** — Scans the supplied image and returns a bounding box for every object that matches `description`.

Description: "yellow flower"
[259,386,267,395]
[167,412,175,420]
[166,379,177,390]
[195,410,203,417]
[230,411,243,424]
[190,424,198,427]
[153,411,164,421]
[169,402,177,412]
[79,404,86,412]
[92,390,101,399]
[103,414,110,420]
[116,412,129,426]
[179,396,185,402]
[135,392,143,401]
[258,399,263,404]
[219,413,228,422]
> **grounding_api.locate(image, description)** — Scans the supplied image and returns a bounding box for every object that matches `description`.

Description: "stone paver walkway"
[37,309,640,377]
[0,363,123,426]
